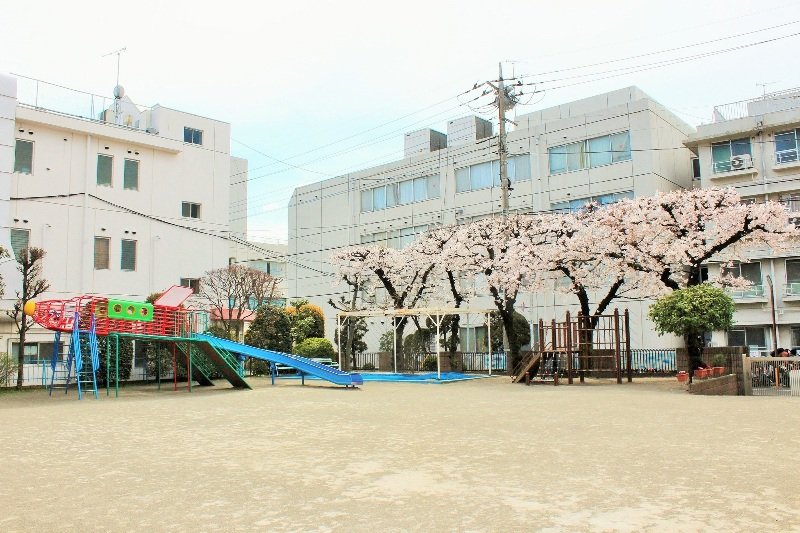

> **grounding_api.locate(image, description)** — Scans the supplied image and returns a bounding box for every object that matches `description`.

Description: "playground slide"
[194,334,364,387]
[194,342,251,389]
[511,353,542,384]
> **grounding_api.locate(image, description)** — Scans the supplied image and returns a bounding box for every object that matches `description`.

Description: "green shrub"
[422,355,437,371]
[294,337,336,359]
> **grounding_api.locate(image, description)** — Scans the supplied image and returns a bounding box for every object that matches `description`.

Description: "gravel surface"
[0,377,798,532]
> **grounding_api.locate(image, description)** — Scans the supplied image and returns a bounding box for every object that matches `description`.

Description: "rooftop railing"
[712,88,800,123]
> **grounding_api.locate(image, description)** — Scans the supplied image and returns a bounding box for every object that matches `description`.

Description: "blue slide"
[194,334,363,387]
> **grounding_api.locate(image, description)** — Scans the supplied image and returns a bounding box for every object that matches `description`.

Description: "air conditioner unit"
[730,154,753,170]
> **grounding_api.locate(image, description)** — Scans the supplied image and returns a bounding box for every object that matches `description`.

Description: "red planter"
[694,368,709,380]
[712,366,725,377]
[677,371,689,383]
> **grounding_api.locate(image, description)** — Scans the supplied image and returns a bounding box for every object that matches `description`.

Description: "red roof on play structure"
[153,285,194,308]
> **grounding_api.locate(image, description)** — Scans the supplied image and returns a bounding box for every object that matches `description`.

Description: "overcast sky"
[3,0,799,242]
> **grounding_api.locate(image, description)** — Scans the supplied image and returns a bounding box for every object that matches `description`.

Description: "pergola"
[335,306,497,379]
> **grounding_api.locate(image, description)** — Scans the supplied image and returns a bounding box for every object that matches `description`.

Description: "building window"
[775,128,800,164]
[711,138,752,173]
[11,342,61,364]
[360,175,440,212]
[121,239,137,271]
[455,155,531,193]
[184,127,203,145]
[692,158,701,179]
[550,191,633,213]
[14,139,33,174]
[181,202,201,218]
[180,277,200,293]
[727,327,767,352]
[10,228,30,260]
[459,326,488,352]
[722,261,763,298]
[94,237,110,270]
[786,259,800,296]
[123,159,139,190]
[549,132,631,175]
[97,154,113,186]
[361,225,429,249]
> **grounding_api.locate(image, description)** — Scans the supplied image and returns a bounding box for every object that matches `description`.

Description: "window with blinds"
[120,239,137,271]
[14,140,33,174]
[94,237,110,270]
[97,154,113,186]
[123,159,139,190]
[10,229,30,260]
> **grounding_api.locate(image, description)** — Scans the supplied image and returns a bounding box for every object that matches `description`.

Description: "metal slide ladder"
[49,313,99,399]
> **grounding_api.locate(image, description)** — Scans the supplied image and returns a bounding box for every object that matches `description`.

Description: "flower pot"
[713,366,725,377]
[694,369,706,380]
[677,371,689,383]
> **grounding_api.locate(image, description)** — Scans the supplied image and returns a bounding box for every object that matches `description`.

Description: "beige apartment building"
[288,86,696,351]
[685,88,800,354]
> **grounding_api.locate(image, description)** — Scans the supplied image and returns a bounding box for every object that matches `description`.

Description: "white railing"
[712,88,800,122]
[776,148,799,165]
[726,284,765,299]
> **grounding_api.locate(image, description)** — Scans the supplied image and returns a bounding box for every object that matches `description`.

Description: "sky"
[3,0,800,243]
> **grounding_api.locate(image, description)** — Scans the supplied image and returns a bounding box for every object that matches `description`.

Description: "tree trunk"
[16,326,25,390]
[394,317,406,372]
[686,332,704,383]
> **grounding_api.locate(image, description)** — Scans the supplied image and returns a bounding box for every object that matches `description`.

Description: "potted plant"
[677,371,689,383]
[693,368,707,380]
[711,354,727,377]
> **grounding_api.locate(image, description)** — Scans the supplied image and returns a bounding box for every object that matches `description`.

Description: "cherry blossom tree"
[612,187,795,291]
[444,215,543,373]
[330,245,436,364]
[411,225,472,353]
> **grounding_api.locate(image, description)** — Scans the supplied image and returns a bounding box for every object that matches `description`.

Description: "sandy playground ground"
[0,376,798,532]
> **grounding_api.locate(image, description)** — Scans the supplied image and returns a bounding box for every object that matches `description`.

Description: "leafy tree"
[333,316,368,364]
[93,336,134,386]
[287,300,324,345]
[245,305,292,353]
[378,330,395,353]
[8,247,49,390]
[489,311,531,356]
[204,324,232,340]
[403,328,433,355]
[328,273,367,371]
[294,337,336,359]
[648,284,735,376]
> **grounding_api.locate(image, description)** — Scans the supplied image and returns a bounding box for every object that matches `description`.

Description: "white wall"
[3,87,238,350]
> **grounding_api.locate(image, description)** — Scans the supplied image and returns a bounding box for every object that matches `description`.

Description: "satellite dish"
[113,85,125,99]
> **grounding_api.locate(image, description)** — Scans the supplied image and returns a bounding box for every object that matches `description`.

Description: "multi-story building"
[288,86,695,350]
[0,73,242,374]
[685,88,800,354]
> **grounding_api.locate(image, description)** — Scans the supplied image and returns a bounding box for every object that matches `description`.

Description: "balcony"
[711,155,757,179]
[726,284,766,301]
[783,282,800,302]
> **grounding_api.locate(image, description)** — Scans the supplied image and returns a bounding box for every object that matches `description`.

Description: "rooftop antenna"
[103,47,127,123]
[756,81,776,99]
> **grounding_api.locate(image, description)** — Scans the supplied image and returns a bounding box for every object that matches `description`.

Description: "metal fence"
[746,356,800,396]
[623,349,677,374]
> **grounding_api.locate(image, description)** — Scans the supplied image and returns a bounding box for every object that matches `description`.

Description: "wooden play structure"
[513,309,632,385]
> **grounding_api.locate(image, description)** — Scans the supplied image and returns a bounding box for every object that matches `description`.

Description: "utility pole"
[483,63,518,216]
[497,62,509,215]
